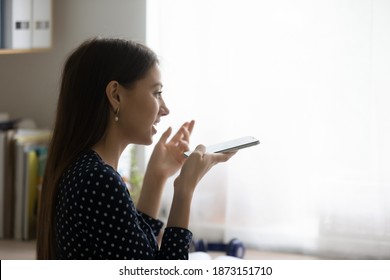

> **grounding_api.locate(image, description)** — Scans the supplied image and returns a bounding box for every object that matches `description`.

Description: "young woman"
[36,37,235,259]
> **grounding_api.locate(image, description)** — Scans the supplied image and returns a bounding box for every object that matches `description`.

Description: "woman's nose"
[160,100,170,116]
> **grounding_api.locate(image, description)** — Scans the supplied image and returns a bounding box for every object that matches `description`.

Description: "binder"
[32,0,51,48]
[0,0,3,48]
[3,0,32,49]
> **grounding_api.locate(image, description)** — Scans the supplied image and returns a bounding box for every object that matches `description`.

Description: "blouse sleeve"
[159,227,193,260]
[139,212,164,237]
[138,212,193,260]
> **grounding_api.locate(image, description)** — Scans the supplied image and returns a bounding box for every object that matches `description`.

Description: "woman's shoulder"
[67,150,108,172]
[61,150,123,187]
[57,150,129,207]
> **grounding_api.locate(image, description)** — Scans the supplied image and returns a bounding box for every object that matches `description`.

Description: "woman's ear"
[106,80,121,109]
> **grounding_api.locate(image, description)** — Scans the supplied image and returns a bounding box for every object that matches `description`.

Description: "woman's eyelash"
[155,91,163,97]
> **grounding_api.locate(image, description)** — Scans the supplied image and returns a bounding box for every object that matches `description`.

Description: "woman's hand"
[146,120,195,179]
[137,121,194,217]
[167,145,236,228]
[174,145,236,194]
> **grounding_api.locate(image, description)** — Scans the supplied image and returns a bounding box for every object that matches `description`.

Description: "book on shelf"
[0,113,16,239]
[20,144,47,240]
[0,125,50,240]
[13,128,50,240]
[0,129,16,239]
[0,131,6,238]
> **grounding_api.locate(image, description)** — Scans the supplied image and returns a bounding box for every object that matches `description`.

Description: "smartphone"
[184,136,260,157]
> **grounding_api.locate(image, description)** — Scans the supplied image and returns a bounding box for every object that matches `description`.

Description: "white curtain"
[146,0,390,259]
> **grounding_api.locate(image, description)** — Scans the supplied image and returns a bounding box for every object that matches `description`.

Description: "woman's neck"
[92,131,125,170]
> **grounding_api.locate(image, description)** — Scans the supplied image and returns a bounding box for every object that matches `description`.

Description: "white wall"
[0,0,146,129]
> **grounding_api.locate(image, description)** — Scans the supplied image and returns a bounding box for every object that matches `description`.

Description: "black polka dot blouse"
[55,150,192,260]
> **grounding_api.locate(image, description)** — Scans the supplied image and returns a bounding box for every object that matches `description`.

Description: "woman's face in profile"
[118,64,169,145]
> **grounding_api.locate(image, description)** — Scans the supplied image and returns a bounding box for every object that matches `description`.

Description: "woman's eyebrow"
[151,82,163,89]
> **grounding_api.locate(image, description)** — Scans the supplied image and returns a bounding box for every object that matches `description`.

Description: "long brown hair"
[37,38,158,259]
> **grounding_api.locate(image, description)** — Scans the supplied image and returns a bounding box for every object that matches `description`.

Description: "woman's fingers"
[187,120,195,135]
[158,126,172,144]
[170,120,195,144]
[214,150,237,162]
[192,145,237,162]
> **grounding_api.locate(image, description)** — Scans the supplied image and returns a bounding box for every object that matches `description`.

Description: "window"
[146,0,390,258]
